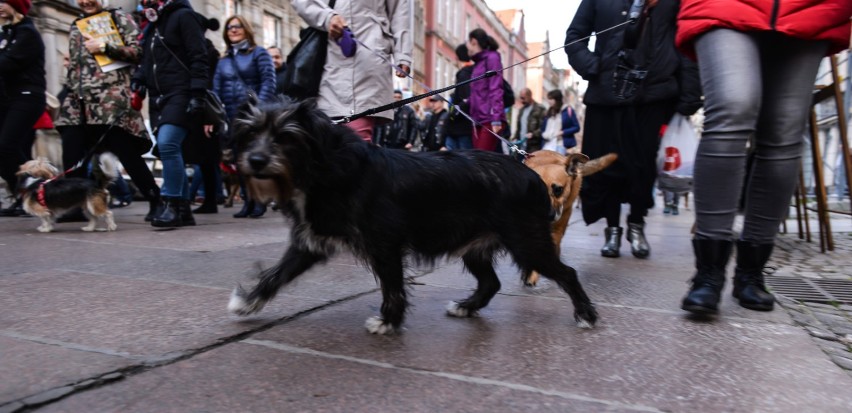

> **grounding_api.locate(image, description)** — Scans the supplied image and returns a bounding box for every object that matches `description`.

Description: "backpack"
[502,79,515,108]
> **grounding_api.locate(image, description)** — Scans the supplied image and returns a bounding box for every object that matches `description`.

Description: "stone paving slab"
[0,336,128,406]
[250,286,852,413]
[40,342,642,413]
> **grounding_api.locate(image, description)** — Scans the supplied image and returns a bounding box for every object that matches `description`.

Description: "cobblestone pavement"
[771,215,852,376]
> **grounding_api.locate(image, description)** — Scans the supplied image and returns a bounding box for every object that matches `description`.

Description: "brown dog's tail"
[582,153,618,176]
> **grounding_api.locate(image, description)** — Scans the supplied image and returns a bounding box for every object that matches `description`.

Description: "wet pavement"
[1,200,852,412]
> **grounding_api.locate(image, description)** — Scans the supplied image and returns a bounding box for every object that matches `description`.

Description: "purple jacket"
[468,50,506,124]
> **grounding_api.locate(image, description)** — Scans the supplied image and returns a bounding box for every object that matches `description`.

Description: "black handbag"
[155,29,228,129]
[283,0,336,99]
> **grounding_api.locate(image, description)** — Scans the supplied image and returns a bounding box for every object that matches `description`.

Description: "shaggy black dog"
[227,99,597,334]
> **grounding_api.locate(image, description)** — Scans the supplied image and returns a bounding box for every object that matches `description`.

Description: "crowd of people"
[1,0,850,319]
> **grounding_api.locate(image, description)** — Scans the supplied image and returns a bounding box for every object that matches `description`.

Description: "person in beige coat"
[290,0,412,141]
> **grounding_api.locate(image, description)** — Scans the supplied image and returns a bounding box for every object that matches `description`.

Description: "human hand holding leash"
[328,14,346,40]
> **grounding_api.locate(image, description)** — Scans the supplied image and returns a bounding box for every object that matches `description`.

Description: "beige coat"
[291,0,412,121]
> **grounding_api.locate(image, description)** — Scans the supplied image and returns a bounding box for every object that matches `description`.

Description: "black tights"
[60,125,158,198]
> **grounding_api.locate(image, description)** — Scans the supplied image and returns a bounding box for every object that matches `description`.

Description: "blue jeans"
[189,164,224,199]
[445,135,472,150]
[157,124,190,199]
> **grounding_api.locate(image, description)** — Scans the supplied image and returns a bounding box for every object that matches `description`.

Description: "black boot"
[249,200,267,218]
[0,198,25,217]
[600,227,622,258]
[180,199,196,226]
[151,197,182,228]
[193,197,218,214]
[626,222,650,258]
[144,188,162,222]
[732,241,775,311]
[681,238,733,315]
[233,200,254,218]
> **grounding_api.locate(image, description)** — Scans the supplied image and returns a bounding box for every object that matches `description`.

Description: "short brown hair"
[223,15,256,49]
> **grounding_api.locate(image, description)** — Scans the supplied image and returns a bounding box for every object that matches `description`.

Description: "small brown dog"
[523,150,618,286]
[17,153,118,233]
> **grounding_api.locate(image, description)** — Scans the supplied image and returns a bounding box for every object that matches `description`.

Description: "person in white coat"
[290,0,413,142]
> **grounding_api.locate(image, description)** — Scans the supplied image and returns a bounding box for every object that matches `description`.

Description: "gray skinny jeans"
[693,29,828,243]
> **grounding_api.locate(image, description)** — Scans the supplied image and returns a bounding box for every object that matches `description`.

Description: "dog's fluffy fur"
[522,150,618,286]
[18,153,118,233]
[227,99,597,333]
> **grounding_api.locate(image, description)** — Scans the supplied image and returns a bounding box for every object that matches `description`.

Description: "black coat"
[0,17,46,100]
[565,0,701,114]
[134,0,209,130]
[445,65,474,137]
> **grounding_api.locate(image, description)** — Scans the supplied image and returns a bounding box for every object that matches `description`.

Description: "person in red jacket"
[677,0,852,316]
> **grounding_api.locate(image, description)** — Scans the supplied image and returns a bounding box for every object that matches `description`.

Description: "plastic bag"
[657,113,698,193]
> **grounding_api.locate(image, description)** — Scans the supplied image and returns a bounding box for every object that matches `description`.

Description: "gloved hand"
[186,96,205,116]
[130,79,146,98]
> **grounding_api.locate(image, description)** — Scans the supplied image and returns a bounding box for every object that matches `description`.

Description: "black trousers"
[580,101,676,227]
[60,124,158,198]
[0,93,44,193]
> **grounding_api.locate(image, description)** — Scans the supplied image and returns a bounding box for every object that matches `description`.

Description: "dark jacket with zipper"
[213,44,276,121]
[0,17,46,101]
[565,0,701,115]
[133,0,209,130]
[446,64,474,137]
[421,108,448,151]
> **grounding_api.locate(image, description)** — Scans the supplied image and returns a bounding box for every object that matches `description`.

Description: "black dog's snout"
[248,153,269,170]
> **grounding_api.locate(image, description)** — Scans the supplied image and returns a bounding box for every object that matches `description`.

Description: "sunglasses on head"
[227,24,244,31]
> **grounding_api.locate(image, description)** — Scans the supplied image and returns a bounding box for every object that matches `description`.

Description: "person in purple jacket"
[466,28,506,152]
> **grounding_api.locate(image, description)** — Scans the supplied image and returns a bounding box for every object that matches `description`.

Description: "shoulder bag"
[282,0,337,100]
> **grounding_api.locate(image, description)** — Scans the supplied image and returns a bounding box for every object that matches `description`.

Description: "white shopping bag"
[656,113,699,193]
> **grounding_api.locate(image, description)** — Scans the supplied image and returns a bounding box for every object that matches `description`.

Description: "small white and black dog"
[17,152,118,233]
[227,99,597,334]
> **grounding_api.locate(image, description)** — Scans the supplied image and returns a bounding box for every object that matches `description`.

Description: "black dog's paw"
[445,301,479,318]
[574,302,598,329]
[227,286,266,316]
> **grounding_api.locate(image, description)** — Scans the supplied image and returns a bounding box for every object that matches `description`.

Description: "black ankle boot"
[626,222,650,258]
[152,197,182,228]
[249,201,267,218]
[732,241,775,311]
[682,238,733,315]
[233,200,253,218]
[193,199,218,214]
[601,227,622,258]
[180,199,196,226]
[144,188,162,222]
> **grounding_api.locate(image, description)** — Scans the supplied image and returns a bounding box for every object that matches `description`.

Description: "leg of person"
[472,125,498,151]
[663,191,674,214]
[671,192,680,215]
[682,29,763,314]
[189,164,203,202]
[627,101,676,258]
[733,37,829,311]
[346,117,376,142]
[0,96,47,216]
[152,124,189,228]
[105,129,161,221]
[194,160,219,213]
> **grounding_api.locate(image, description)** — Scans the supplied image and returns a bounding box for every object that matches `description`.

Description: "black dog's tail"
[92,152,119,189]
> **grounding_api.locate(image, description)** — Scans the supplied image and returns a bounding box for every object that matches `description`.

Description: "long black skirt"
[580,101,676,225]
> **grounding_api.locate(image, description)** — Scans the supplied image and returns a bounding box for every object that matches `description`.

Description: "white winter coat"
[290,0,412,121]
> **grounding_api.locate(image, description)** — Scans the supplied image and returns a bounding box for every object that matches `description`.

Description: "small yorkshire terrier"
[17,153,119,233]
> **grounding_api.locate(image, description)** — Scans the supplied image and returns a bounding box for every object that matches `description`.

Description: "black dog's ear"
[566,153,590,177]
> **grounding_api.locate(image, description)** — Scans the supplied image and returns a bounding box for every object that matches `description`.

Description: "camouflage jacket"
[56,8,146,141]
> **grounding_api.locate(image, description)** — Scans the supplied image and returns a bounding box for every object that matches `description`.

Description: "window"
[225,0,241,18]
[263,13,282,48]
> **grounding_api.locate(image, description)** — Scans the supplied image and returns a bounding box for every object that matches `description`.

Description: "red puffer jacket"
[676,0,851,58]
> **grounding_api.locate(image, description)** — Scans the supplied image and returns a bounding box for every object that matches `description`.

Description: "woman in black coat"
[0,0,45,216]
[565,0,701,259]
[132,0,210,228]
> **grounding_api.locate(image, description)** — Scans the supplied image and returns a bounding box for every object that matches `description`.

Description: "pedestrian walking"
[290,0,413,141]
[509,88,545,152]
[678,0,852,315]
[421,95,448,152]
[211,14,276,219]
[0,0,44,217]
[267,46,287,95]
[56,0,160,223]
[539,89,580,154]
[445,44,474,151]
[467,28,506,152]
[565,0,702,259]
[133,0,210,228]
